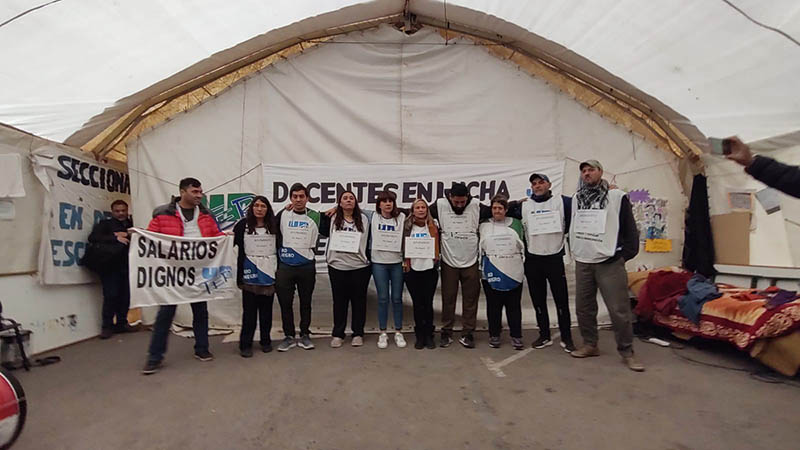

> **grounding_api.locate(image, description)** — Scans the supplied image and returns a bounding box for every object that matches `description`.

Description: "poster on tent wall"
[128,228,236,307]
[263,161,564,270]
[32,146,130,284]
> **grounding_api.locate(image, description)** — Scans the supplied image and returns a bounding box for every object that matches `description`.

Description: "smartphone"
[709,137,732,155]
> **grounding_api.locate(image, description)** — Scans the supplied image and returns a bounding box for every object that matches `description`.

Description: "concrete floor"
[12,328,800,449]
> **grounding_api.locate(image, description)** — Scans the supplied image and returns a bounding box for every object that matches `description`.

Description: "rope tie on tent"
[721,0,800,48]
[0,0,62,28]
[206,164,262,193]
[126,164,261,193]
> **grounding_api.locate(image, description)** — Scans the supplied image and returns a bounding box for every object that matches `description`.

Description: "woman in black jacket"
[233,196,278,357]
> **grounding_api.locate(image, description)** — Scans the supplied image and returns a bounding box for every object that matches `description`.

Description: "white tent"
[1,0,798,152]
[1,0,799,350]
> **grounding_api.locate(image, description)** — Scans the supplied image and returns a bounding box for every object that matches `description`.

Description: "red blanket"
[636,270,800,350]
[653,291,800,350]
[634,271,692,320]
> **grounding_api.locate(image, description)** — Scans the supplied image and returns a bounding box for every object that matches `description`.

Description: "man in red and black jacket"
[142,177,223,375]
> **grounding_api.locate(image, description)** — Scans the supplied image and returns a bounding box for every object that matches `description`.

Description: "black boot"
[426,325,436,349]
[414,326,425,349]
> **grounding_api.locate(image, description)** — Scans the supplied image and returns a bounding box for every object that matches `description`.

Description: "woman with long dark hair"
[370,190,407,349]
[233,196,278,357]
[320,190,371,348]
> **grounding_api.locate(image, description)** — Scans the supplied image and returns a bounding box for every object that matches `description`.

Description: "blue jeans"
[147,302,209,363]
[372,263,404,330]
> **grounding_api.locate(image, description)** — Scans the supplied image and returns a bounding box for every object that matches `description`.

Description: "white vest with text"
[521,196,566,256]
[569,189,625,264]
[436,198,480,268]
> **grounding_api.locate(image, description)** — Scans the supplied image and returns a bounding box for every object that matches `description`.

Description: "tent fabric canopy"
[1,0,798,152]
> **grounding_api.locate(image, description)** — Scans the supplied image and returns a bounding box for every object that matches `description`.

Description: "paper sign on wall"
[645,238,672,253]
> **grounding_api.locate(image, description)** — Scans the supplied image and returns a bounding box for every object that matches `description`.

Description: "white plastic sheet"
[1,1,798,150]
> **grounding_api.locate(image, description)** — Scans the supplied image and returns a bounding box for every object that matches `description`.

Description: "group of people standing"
[90,160,646,376]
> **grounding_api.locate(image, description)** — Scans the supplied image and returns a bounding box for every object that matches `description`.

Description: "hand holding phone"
[709,137,732,155]
[712,136,754,167]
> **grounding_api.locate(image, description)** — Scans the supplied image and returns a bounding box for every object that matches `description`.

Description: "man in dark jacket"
[727,136,800,198]
[142,177,223,375]
[88,199,134,339]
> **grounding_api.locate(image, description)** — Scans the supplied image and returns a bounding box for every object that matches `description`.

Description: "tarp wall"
[0,124,104,353]
[127,26,687,327]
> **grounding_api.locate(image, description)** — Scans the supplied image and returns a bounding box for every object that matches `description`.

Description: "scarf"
[576,179,610,209]
[531,191,553,202]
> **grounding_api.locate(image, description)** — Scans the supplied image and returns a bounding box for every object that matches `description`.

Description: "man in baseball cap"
[529,173,550,184]
[511,171,575,352]
[569,159,643,371]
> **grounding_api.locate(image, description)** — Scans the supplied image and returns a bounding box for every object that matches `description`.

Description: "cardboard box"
[710,212,750,265]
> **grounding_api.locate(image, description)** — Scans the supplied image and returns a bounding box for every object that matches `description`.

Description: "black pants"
[240,290,274,350]
[482,281,523,338]
[524,253,572,341]
[275,263,316,337]
[328,266,371,338]
[405,268,438,339]
[100,268,130,330]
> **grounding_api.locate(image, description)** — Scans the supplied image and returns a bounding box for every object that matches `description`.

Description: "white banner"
[129,228,237,307]
[263,161,564,269]
[263,162,564,210]
[32,146,130,284]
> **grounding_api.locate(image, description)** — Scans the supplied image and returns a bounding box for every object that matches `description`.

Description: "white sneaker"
[394,332,407,348]
[352,336,364,347]
[377,332,389,349]
[330,337,343,348]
